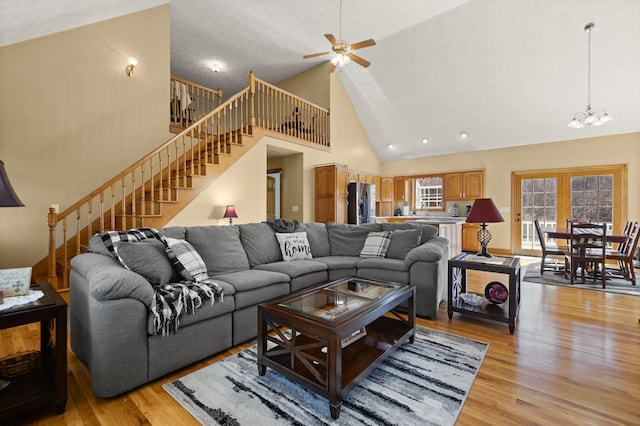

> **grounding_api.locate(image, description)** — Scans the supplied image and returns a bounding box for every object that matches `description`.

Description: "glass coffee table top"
[279,278,400,321]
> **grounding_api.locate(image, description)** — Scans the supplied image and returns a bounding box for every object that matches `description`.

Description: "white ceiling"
[3,0,640,162]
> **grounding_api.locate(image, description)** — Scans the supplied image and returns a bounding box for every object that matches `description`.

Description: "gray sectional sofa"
[69,221,449,397]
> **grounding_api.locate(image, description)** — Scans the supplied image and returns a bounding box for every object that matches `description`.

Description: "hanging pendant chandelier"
[568,23,612,129]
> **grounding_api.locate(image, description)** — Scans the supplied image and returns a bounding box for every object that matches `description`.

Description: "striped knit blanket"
[98,228,223,336]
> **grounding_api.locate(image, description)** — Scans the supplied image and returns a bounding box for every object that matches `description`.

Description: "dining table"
[544,227,628,244]
[544,226,629,280]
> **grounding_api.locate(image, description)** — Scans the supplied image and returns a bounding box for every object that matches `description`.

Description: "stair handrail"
[46,72,331,290]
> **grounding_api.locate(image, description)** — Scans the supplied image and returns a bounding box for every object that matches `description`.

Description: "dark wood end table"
[448,253,521,334]
[257,276,415,419]
[0,283,68,421]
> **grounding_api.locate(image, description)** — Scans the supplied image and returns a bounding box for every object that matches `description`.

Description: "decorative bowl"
[484,282,508,304]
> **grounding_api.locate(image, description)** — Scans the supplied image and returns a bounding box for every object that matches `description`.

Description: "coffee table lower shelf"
[260,315,411,389]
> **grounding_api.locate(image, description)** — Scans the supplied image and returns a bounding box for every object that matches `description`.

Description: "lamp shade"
[0,160,24,207]
[465,198,503,224]
[223,205,238,219]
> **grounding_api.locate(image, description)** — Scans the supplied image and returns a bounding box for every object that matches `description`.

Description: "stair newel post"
[47,207,59,289]
[249,71,256,127]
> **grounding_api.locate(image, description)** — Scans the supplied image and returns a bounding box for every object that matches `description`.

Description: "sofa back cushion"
[381,222,438,244]
[238,223,282,267]
[185,226,250,274]
[327,223,382,256]
[161,226,187,240]
[294,222,330,257]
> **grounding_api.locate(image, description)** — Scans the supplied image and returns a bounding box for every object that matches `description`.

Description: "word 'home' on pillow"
[275,232,313,261]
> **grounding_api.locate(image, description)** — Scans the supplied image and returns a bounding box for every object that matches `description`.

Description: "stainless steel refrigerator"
[348,182,376,224]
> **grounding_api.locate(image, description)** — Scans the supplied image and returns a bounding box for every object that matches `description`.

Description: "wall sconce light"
[126,57,138,77]
[223,205,238,225]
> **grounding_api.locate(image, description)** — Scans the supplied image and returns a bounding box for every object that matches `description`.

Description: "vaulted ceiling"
[3,0,640,162]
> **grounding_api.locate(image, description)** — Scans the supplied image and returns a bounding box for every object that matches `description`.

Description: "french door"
[512,165,627,255]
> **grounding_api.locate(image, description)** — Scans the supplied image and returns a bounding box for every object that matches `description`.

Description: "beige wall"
[382,132,640,251]
[0,6,171,268]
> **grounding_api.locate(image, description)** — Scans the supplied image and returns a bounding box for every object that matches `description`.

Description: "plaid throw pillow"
[165,237,208,281]
[359,231,392,258]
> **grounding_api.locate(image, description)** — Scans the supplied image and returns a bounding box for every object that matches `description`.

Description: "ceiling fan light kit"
[303,0,375,72]
[568,22,612,129]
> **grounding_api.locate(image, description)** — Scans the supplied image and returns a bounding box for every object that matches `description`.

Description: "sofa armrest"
[404,236,448,267]
[71,253,155,307]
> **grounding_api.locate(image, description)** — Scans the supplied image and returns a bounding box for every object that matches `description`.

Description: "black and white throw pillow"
[165,237,208,281]
[275,232,313,261]
[359,231,392,258]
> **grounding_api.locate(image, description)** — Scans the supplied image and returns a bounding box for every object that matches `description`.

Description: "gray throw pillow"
[114,239,174,285]
[386,229,423,260]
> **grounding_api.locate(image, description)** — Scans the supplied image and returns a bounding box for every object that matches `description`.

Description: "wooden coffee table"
[257,276,415,419]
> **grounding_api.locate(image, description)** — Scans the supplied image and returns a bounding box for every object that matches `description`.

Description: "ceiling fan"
[303,1,376,73]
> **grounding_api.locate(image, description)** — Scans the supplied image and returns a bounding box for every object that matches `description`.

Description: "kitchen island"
[376,216,465,258]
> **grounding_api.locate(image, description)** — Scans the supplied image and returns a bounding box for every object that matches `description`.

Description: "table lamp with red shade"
[465,198,504,257]
[223,205,238,225]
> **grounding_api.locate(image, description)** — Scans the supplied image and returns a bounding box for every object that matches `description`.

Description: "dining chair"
[605,221,639,286]
[534,219,567,276]
[569,222,607,288]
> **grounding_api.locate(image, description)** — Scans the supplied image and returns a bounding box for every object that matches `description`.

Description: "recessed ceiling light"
[388,143,395,149]
[459,131,469,139]
[421,138,429,144]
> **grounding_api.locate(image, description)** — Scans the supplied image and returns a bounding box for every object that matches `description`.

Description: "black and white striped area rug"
[163,326,488,426]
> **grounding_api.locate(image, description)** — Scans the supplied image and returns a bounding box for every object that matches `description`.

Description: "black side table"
[0,283,67,421]
[448,253,521,334]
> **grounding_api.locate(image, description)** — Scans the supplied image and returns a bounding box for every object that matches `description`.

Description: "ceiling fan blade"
[303,51,331,59]
[350,39,376,51]
[324,34,339,47]
[349,53,371,68]
[328,61,337,73]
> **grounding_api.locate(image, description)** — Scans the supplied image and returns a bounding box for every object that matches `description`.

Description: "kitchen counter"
[375,216,464,256]
[376,216,467,224]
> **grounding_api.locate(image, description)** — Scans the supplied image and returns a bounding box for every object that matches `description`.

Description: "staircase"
[37,72,330,291]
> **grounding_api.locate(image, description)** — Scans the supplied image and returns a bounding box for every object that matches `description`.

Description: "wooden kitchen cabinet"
[444,170,485,201]
[380,177,394,202]
[315,164,348,223]
[462,223,481,252]
[394,177,406,201]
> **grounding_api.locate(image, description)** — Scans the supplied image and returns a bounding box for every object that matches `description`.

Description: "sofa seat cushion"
[185,226,251,274]
[255,260,327,279]
[313,256,361,270]
[238,223,282,267]
[357,257,409,272]
[214,269,290,309]
[146,292,235,335]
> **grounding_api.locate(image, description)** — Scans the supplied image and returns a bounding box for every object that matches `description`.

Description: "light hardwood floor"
[3,267,640,425]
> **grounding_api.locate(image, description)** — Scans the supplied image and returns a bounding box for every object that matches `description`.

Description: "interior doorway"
[267,169,282,220]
